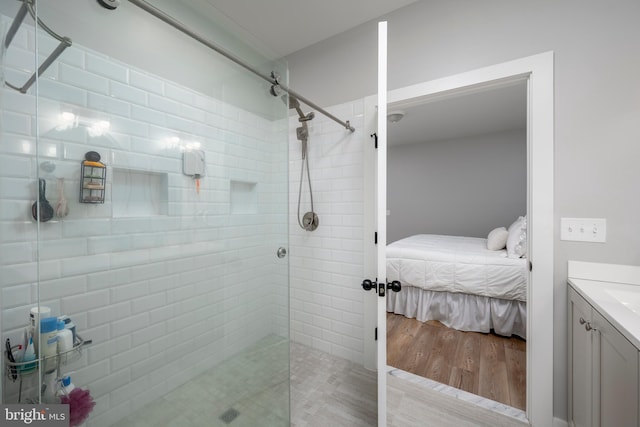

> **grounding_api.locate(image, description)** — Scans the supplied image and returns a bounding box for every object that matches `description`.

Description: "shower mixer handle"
[277,247,287,259]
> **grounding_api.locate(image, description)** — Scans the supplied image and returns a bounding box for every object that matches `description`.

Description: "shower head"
[282,94,315,122]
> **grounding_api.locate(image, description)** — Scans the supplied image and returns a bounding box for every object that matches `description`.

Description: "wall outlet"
[560,218,606,242]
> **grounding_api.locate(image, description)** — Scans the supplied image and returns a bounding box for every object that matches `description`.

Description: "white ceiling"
[199,0,419,57]
[189,1,527,141]
[388,82,527,146]
[150,0,526,138]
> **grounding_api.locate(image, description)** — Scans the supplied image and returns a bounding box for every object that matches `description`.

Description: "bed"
[386,234,527,339]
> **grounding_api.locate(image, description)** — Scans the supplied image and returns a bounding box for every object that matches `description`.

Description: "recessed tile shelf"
[112,169,168,217]
[230,180,257,214]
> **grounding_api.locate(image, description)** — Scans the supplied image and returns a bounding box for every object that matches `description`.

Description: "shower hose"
[298,138,315,230]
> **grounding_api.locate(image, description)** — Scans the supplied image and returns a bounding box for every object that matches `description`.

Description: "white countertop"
[569,277,640,350]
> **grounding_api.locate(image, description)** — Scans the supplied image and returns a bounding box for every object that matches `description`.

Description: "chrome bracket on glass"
[4,0,73,94]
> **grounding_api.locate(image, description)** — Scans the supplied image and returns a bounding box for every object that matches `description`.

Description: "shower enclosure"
[1,1,290,425]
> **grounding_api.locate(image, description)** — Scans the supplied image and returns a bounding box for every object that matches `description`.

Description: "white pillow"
[506,216,527,258]
[487,227,508,250]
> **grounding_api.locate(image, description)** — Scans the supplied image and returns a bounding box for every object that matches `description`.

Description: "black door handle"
[362,279,375,291]
[387,281,401,293]
[362,279,401,295]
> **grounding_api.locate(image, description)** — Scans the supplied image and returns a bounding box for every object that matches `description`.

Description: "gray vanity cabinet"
[568,285,639,427]
[568,286,593,427]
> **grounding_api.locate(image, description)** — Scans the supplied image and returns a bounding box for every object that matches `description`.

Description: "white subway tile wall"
[288,101,366,364]
[0,15,288,426]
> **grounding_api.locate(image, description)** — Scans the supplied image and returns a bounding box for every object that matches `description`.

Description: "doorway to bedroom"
[364,51,554,425]
[385,81,528,411]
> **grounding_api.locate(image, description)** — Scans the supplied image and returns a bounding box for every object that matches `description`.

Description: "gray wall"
[387,130,526,243]
[286,0,640,421]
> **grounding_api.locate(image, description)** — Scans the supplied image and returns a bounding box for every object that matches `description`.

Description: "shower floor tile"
[107,336,378,427]
[290,342,377,427]
[110,335,289,427]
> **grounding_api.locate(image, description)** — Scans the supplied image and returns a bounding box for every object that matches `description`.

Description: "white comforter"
[386,234,527,302]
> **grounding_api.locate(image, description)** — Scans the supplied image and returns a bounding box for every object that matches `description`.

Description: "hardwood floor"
[387,313,526,411]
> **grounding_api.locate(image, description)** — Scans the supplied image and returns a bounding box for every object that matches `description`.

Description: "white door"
[375,21,388,427]
[361,21,388,426]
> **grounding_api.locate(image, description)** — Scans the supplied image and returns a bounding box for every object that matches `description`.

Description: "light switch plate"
[560,218,606,242]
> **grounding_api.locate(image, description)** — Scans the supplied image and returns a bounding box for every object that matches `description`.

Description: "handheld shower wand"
[284,95,319,231]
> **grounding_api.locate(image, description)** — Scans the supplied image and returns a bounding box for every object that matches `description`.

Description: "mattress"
[386,234,527,302]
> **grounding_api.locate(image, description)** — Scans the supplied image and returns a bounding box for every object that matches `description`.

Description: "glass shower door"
[1,2,290,426]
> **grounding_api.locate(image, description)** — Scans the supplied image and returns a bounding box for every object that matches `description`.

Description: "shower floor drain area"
[219,408,240,424]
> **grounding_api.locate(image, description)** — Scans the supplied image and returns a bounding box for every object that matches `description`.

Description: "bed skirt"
[387,286,526,339]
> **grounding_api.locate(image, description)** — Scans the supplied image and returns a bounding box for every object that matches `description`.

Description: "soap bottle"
[56,319,73,363]
[58,315,76,343]
[56,375,75,398]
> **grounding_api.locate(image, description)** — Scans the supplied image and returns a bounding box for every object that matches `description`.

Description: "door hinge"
[370,133,378,149]
[529,261,533,272]
[374,232,378,245]
[375,327,378,341]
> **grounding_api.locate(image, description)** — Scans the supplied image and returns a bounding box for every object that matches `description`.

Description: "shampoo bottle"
[40,317,58,373]
[29,306,51,356]
[20,336,36,373]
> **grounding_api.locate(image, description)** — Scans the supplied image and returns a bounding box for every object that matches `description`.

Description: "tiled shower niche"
[230,180,257,214]
[112,169,168,217]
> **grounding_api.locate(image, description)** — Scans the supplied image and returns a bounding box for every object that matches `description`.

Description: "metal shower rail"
[128,0,355,132]
[4,0,72,93]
